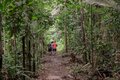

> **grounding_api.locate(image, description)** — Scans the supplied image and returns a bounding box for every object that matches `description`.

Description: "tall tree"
[64,0,68,53]
[80,8,87,63]
[0,11,2,71]
[0,1,3,71]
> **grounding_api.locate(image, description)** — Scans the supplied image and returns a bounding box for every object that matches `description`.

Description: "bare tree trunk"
[0,11,3,71]
[94,13,101,69]
[13,28,17,70]
[80,9,87,63]
[64,24,68,53]
[64,0,68,53]
[22,36,25,80]
[33,43,36,73]
[28,40,31,71]
[25,25,31,71]
[90,5,94,68]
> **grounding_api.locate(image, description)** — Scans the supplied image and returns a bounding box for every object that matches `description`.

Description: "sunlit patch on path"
[46,75,62,80]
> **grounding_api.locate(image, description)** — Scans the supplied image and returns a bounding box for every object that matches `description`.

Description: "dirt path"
[37,53,73,80]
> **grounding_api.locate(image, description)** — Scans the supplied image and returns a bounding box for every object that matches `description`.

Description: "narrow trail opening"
[37,53,73,80]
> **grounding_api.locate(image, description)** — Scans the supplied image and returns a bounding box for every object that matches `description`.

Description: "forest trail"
[37,53,74,80]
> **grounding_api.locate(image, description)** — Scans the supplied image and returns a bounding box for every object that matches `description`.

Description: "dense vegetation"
[0,0,120,80]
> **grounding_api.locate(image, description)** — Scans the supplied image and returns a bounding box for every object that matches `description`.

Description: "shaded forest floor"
[36,52,86,80]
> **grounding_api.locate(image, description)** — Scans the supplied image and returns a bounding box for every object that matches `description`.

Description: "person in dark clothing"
[48,44,51,52]
[48,42,53,53]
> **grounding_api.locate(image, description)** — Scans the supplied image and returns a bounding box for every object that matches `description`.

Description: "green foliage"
[1,0,120,79]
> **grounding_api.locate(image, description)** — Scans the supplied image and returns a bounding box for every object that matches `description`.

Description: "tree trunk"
[90,5,94,68]
[80,8,87,63]
[64,24,68,53]
[22,36,25,80]
[64,0,68,53]
[0,11,3,71]
[33,43,36,73]
[28,40,31,71]
[12,27,16,65]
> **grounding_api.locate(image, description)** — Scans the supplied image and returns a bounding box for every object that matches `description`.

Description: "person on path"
[51,41,57,55]
[48,42,53,54]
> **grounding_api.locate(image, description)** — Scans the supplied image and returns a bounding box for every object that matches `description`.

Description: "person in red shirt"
[52,41,57,54]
